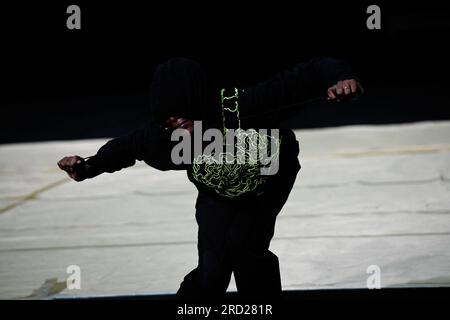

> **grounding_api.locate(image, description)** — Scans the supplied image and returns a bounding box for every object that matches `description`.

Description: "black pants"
[177,163,299,300]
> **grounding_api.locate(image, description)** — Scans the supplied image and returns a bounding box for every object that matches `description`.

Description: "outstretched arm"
[241,56,363,124]
[57,121,177,182]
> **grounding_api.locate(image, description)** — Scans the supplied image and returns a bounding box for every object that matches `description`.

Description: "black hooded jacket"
[84,57,355,198]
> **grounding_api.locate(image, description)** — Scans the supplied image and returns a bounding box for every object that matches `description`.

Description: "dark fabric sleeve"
[240,56,355,126]
[83,121,181,179]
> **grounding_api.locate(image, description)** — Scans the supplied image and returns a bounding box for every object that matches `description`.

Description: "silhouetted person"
[57,57,363,300]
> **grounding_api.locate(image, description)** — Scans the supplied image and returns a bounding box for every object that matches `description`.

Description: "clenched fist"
[327,79,364,101]
[57,155,87,181]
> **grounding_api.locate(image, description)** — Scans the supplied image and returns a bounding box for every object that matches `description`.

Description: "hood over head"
[150,57,217,126]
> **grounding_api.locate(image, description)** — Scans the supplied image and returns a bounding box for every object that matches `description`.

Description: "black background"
[2,1,450,143]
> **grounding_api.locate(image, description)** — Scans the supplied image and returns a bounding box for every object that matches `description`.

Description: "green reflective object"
[191,88,281,198]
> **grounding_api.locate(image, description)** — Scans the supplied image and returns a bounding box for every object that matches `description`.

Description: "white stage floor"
[1,121,449,299]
